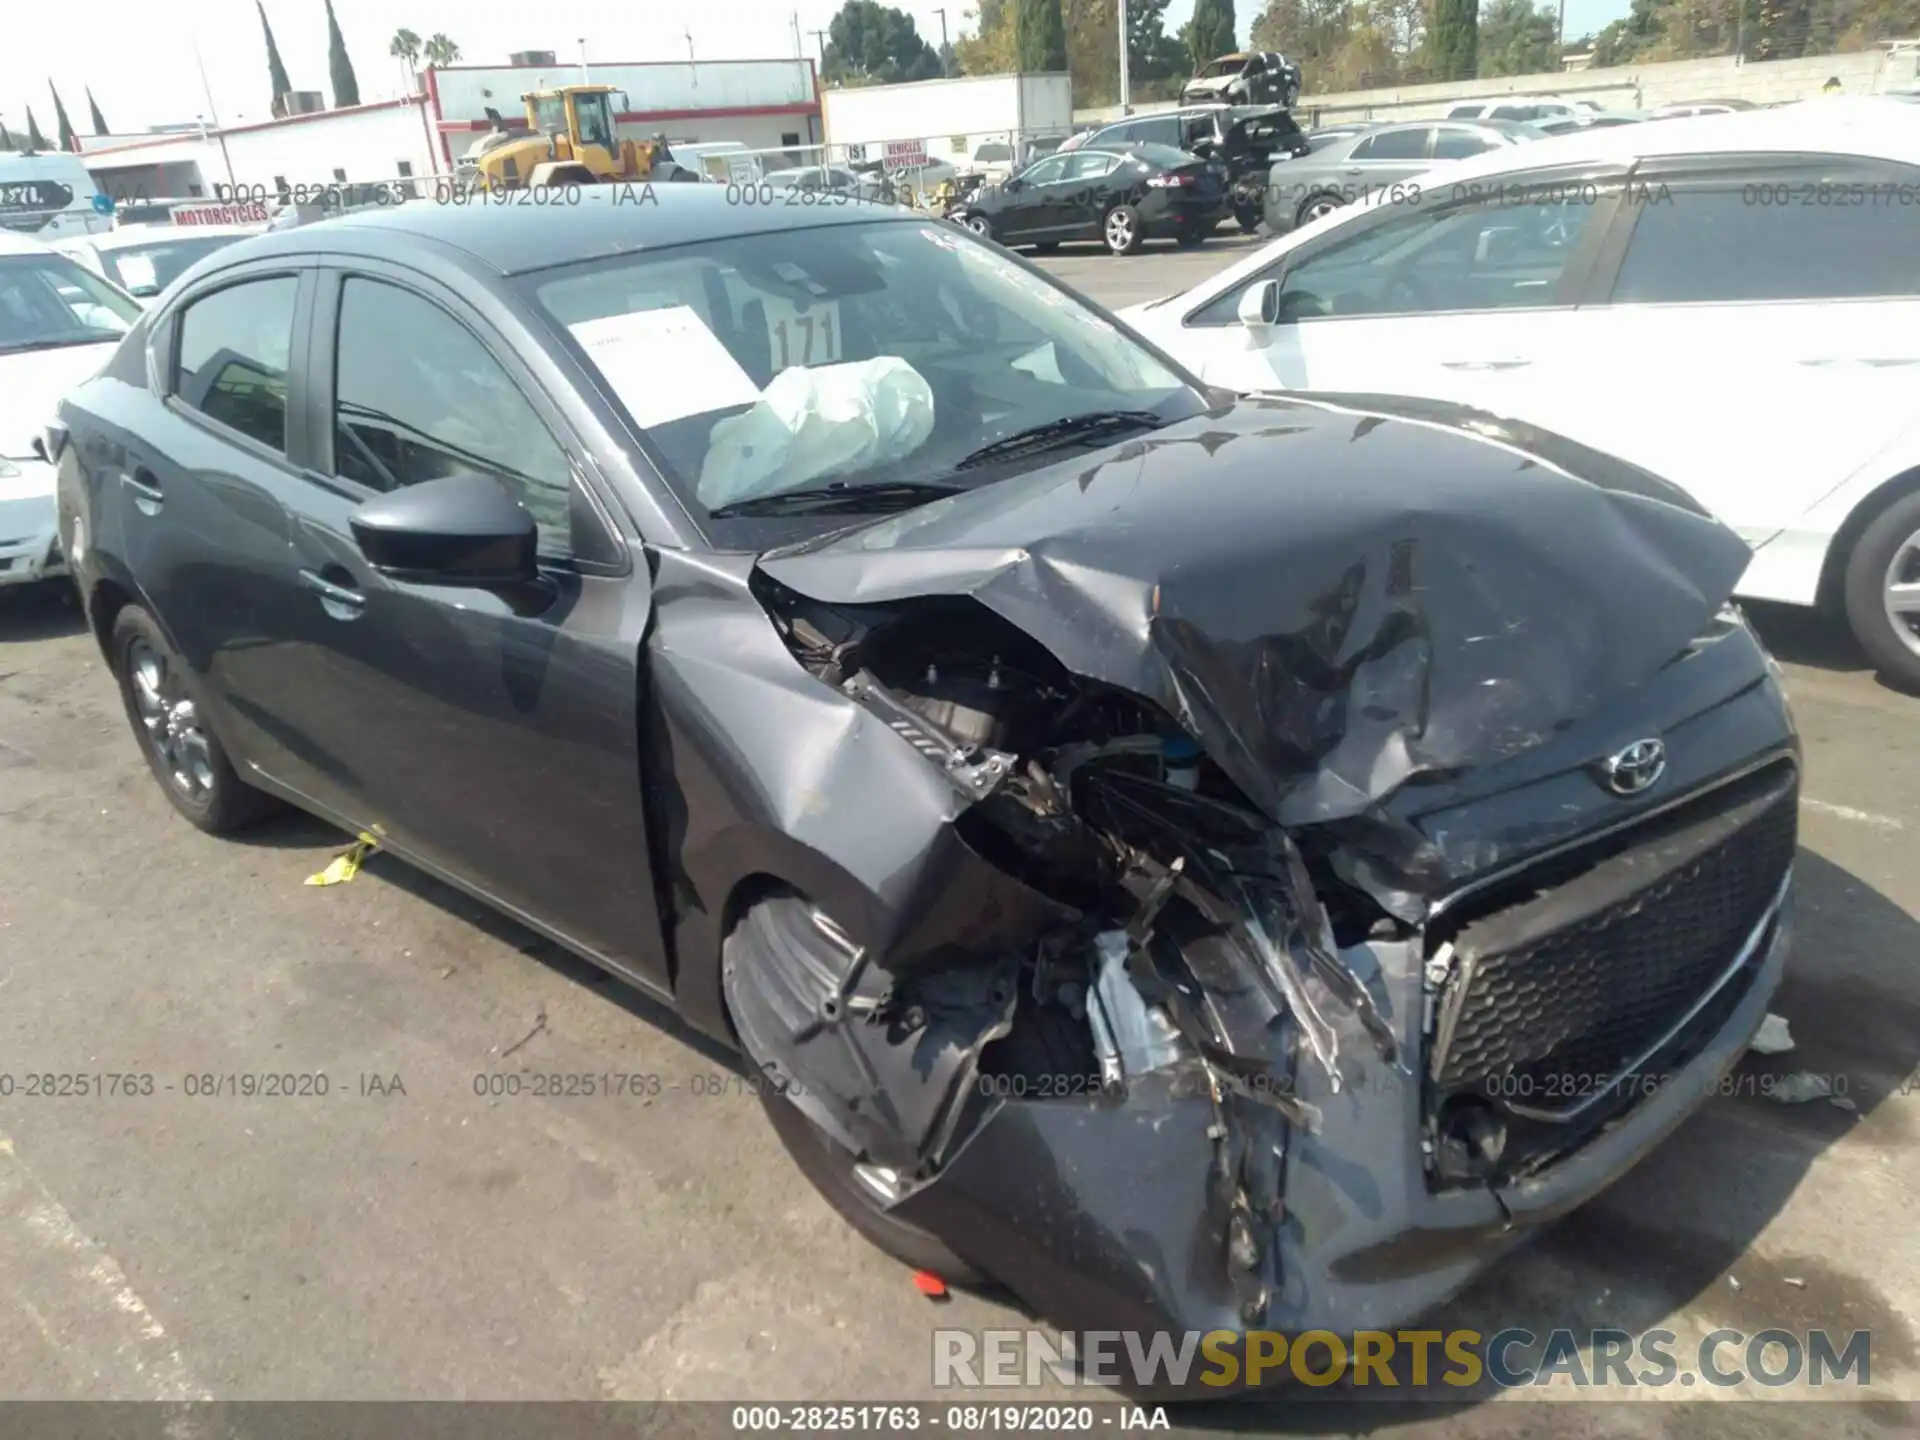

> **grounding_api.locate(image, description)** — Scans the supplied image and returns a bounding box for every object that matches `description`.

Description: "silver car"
[1262,118,1543,234]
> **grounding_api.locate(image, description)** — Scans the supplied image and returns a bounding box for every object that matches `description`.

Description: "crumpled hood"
[0,342,118,458]
[757,394,1751,828]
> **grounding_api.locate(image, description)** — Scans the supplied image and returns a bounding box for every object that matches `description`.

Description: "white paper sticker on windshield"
[569,306,759,428]
[115,253,159,293]
[761,294,843,372]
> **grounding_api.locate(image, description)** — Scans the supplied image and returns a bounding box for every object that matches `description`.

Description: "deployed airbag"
[697,356,936,509]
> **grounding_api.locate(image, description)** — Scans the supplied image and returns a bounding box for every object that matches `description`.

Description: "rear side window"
[332,277,574,552]
[1612,186,1920,303]
[1353,128,1431,161]
[1433,129,1496,159]
[1140,118,1182,148]
[174,276,299,453]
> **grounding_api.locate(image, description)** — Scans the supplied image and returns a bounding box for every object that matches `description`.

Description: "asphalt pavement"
[0,236,1915,1434]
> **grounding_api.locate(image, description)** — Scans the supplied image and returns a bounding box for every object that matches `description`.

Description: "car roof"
[0,230,57,256]
[225,184,919,278]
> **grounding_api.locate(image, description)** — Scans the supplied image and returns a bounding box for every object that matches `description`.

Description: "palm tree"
[389,27,422,73]
[422,33,461,67]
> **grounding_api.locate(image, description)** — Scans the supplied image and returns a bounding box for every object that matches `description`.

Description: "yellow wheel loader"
[457,84,704,190]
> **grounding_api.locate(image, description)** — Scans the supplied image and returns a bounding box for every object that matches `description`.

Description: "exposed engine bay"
[706,394,1798,1347]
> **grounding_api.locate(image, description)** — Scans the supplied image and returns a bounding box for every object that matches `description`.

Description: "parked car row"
[38,185,1802,1371]
[1121,98,1920,688]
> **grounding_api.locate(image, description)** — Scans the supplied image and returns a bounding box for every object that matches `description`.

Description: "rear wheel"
[1103,203,1145,255]
[1842,488,1920,692]
[1297,192,1345,227]
[110,606,281,833]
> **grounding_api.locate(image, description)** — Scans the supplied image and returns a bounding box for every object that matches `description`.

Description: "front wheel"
[956,211,993,240]
[1843,488,1920,692]
[1297,192,1345,227]
[1103,203,1146,255]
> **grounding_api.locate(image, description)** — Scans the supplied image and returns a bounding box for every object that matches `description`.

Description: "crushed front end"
[714,396,1799,1361]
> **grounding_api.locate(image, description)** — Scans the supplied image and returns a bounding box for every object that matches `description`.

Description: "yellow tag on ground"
[304,832,381,887]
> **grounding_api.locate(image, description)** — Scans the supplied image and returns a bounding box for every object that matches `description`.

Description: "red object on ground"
[913,1270,949,1299]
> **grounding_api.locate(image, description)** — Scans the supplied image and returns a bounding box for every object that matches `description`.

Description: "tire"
[1296,192,1345,228]
[956,211,993,240]
[110,605,281,834]
[1842,487,1920,692]
[1103,203,1146,255]
[731,894,987,1285]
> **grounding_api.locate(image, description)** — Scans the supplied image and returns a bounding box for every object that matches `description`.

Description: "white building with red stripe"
[76,57,821,205]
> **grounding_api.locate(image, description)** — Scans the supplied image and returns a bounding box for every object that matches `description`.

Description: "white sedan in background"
[1,233,142,589]
[1119,99,1920,687]
[55,223,261,303]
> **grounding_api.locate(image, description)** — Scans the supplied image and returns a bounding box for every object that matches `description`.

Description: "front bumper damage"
[717,396,1799,1362]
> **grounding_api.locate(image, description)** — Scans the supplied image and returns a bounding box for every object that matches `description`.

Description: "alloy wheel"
[1884,528,1920,660]
[1303,196,1341,223]
[128,639,215,802]
[1105,209,1134,251]
[962,213,991,236]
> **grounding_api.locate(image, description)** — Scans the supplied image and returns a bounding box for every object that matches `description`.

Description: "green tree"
[1129,0,1191,90]
[1184,0,1237,66]
[0,119,13,151]
[1478,0,1560,72]
[423,33,461,65]
[956,0,1018,72]
[49,81,78,151]
[87,87,108,134]
[25,106,48,151]
[1429,0,1478,77]
[1015,0,1069,70]
[258,2,294,118]
[325,0,361,108]
[389,27,422,72]
[825,0,943,84]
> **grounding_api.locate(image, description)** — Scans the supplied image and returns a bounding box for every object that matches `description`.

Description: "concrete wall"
[1074,46,1920,126]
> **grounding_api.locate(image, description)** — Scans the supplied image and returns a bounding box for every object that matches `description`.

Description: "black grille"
[1430,770,1796,1106]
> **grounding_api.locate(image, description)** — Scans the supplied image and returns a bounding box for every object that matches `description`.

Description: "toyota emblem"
[1600,738,1667,796]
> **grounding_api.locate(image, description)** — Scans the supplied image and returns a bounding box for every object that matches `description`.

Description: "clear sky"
[2,0,1632,136]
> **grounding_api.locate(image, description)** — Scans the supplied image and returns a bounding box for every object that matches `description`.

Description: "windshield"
[101,234,246,296]
[0,252,141,354]
[526,218,1200,537]
[574,92,615,149]
[1201,57,1246,78]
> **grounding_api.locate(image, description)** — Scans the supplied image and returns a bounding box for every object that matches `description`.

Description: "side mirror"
[349,474,538,587]
[1238,278,1282,332]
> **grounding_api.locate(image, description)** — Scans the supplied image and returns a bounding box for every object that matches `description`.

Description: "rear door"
[1002,153,1073,239]
[1342,125,1439,195]
[268,259,669,987]
[1505,152,1920,549]
[1055,151,1126,237]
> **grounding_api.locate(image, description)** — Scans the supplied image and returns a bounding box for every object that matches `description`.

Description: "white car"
[1446,96,1582,123]
[55,223,261,302]
[0,232,142,589]
[1119,100,1920,687]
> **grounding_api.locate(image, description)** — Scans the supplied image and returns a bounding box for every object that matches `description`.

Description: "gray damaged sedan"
[53,188,1798,1364]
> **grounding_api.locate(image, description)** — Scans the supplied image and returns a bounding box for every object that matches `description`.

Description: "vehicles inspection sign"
[882,139,928,173]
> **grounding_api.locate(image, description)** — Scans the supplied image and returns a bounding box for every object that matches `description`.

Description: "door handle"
[123,466,164,513]
[1440,359,1532,371]
[299,568,366,619]
[1343,166,1363,176]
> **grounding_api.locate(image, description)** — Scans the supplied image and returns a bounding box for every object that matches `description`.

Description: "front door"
[273,263,667,986]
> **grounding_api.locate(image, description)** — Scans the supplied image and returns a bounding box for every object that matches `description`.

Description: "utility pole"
[686,27,697,86]
[792,11,804,59]
[578,37,589,82]
[811,29,830,71]
[1118,0,1131,111]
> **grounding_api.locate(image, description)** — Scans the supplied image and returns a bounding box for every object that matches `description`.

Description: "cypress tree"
[1430,0,1480,80]
[326,0,362,107]
[1014,0,1068,71]
[259,2,294,117]
[87,87,108,134]
[50,81,78,151]
[25,106,48,151]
